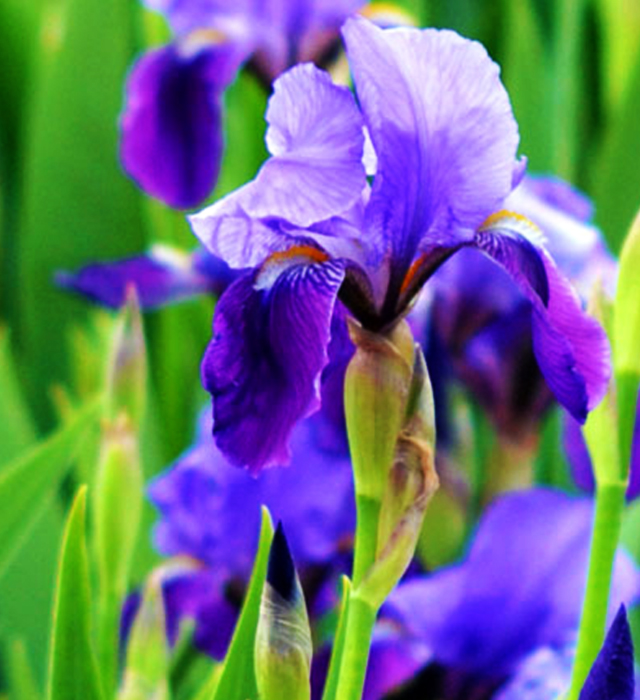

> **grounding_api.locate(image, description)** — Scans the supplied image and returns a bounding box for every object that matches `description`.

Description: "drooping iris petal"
[472,216,611,422]
[564,392,640,501]
[385,489,640,680]
[189,63,366,266]
[505,176,616,293]
[201,254,346,472]
[121,40,247,209]
[56,246,233,309]
[580,606,635,700]
[341,16,520,271]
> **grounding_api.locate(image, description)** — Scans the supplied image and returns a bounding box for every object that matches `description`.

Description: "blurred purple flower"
[189,18,610,473]
[57,245,235,309]
[563,393,640,500]
[145,363,355,657]
[121,0,366,208]
[428,174,616,441]
[378,489,640,700]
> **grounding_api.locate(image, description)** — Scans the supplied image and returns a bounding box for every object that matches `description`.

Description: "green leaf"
[5,639,43,700]
[0,329,36,465]
[18,0,145,416]
[47,487,103,700]
[593,49,640,252]
[212,507,274,700]
[0,397,102,577]
[502,0,554,171]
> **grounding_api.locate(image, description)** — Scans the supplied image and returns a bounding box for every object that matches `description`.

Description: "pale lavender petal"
[385,489,640,679]
[201,257,345,472]
[189,63,366,264]
[56,246,230,309]
[473,217,611,422]
[342,17,520,269]
[120,40,246,209]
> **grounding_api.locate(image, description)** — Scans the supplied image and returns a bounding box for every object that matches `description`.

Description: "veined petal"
[342,17,520,270]
[56,246,230,309]
[473,213,611,422]
[201,255,346,472]
[189,63,366,257]
[120,40,246,209]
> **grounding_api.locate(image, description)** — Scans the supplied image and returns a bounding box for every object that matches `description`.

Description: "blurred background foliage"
[0,0,640,693]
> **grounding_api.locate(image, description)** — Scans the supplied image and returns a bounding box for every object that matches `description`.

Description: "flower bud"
[344,318,415,501]
[105,288,146,431]
[359,348,439,609]
[255,523,312,700]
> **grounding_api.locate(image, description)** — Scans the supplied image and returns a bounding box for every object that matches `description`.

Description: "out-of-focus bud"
[255,523,312,700]
[105,288,147,431]
[94,419,143,598]
[344,318,415,502]
[118,566,177,700]
[359,349,439,609]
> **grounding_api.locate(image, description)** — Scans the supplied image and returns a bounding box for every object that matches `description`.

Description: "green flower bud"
[255,524,312,700]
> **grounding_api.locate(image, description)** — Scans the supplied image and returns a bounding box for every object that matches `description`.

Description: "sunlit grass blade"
[211,507,274,700]
[0,397,102,577]
[47,487,103,700]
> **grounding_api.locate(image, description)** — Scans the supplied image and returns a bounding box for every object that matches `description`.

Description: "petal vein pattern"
[202,258,346,473]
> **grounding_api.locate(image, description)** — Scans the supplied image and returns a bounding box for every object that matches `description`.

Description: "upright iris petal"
[342,17,520,278]
[121,39,247,209]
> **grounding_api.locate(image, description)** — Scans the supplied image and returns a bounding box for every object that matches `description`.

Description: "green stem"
[352,494,381,588]
[567,481,626,699]
[334,596,377,700]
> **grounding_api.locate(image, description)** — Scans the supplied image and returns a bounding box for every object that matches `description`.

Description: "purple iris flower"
[57,245,235,309]
[120,0,366,208]
[427,174,616,441]
[564,392,640,500]
[189,17,610,474]
[375,489,640,700]
[146,379,355,657]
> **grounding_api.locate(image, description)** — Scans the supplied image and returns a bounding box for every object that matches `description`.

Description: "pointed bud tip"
[267,522,297,602]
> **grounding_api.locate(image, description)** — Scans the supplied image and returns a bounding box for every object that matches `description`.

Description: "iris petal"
[342,17,520,271]
[473,213,611,422]
[201,256,346,472]
[120,41,246,209]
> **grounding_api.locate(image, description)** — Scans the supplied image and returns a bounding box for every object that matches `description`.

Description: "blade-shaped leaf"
[0,397,102,577]
[593,50,640,252]
[211,507,274,700]
[6,639,43,700]
[47,487,103,700]
[18,0,145,416]
[0,330,36,464]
